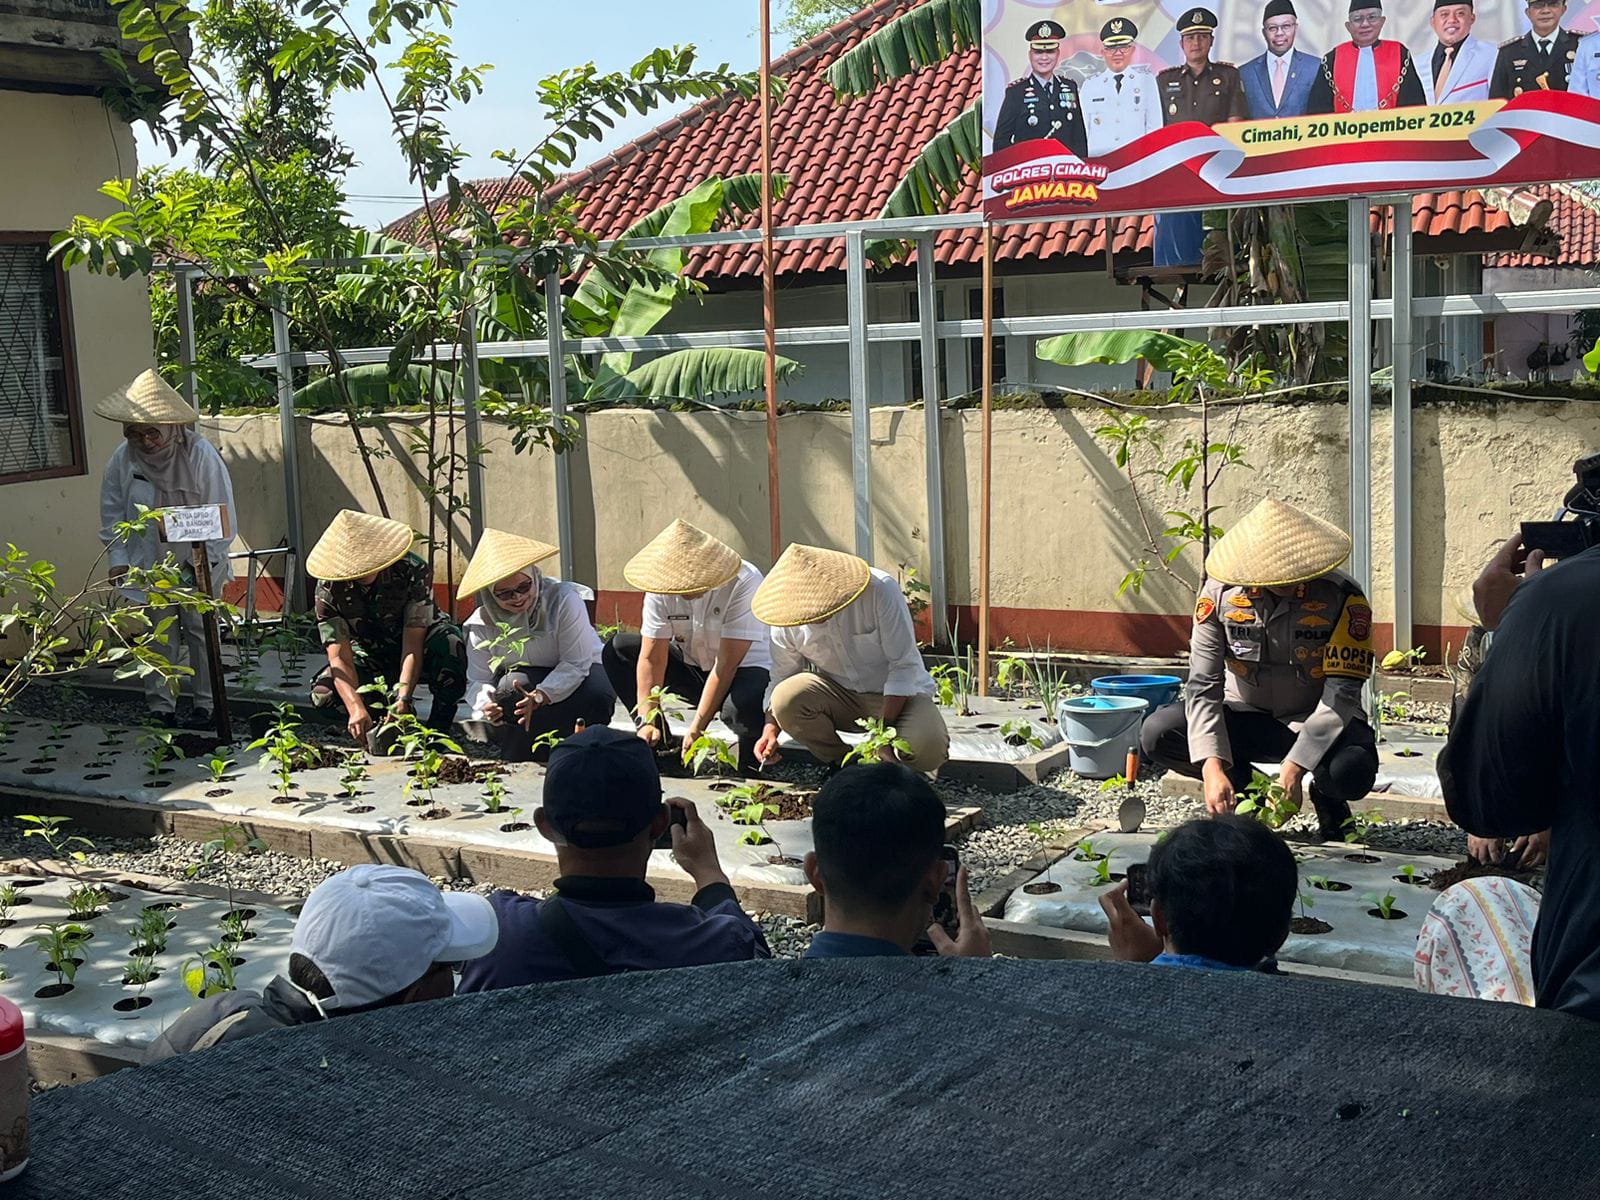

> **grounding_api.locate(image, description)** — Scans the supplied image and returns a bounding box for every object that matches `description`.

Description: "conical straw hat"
[623,519,743,595]
[751,544,872,627]
[306,510,417,583]
[457,528,559,599]
[1205,499,1352,588]
[94,369,199,425]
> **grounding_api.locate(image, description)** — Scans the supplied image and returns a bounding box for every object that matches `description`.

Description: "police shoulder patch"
[1347,602,1372,642]
[1195,595,1216,624]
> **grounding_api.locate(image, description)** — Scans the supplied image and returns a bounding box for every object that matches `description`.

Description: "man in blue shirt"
[457,727,769,989]
[1099,816,1297,970]
[803,764,991,959]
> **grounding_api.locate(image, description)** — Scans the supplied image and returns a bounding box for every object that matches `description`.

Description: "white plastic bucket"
[1056,695,1149,779]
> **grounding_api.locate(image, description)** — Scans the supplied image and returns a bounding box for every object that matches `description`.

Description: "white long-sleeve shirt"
[764,569,935,711]
[98,436,235,592]
[463,578,602,717]
[640,560,773,672]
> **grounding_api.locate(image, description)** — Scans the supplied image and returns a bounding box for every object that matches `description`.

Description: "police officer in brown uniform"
[1490,0,1580,98]
[993,19,1089,158]
[1142,500,1381,841]
[1154,8,1248,267]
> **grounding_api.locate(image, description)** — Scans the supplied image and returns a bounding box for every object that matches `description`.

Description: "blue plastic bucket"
[1056,696,1149,780]
[1090,674,1182,714]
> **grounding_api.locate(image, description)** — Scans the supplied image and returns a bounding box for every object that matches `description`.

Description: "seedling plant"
[481,772,509,813]
[184,943,241,998]
[205,755,235,783]
[65,885,107,919]
[684,732,738,776]
[1381,647,1427,672]
[728,801,781,846]
[0,884,17,926]
[1072,838,1106,863]
[187,822,266,944]
[1084,856,1113,886]
[1098,773,1129,794]
[1397,864,1424,886]
[1235,770,1300,830]
[1343,808,1385,845]
[248,703,315,799]
[636,687,689,729]
[338,752,369,799]
[1000,720,1043,750]
[138,727,185,776]
[996,644,1073,715]
[26,922,92,991]
[841,718,913,767]
[1364,891,1402,920]
[929,662,969,711]
[134,905,171,955]
[19,814,94,883]
[395,715,463,808]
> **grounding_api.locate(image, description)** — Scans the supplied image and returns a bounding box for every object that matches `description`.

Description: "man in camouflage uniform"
[1142,499,1380,841]
[305,510,466,742]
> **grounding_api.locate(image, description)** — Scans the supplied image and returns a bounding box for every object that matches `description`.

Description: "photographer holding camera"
[1440,453,1600,1021]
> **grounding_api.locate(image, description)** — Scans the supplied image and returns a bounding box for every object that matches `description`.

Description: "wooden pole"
[978,224,994,698]
[189,544,232,745]
[759,0,782,563]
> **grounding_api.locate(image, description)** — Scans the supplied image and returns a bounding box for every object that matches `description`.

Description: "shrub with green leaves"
[1235,770,1301,830]
[684,732,737,777]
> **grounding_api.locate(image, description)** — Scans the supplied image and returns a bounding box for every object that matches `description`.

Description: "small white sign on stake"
[160,503,230,543]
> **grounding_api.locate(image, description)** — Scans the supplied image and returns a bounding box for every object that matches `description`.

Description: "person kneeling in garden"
[804,763,990,959]
[307,509,466,743]
[460,529,615,760]
[1141,498,1380,841]
[752,544,948,775]
[456,726,769,990]
[145,865,498,1060]
[1098,816,1297,970]
[97,370,236,729]
[603,519,771,771]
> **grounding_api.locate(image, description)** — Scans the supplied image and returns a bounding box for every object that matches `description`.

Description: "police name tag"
[161,503,230,542]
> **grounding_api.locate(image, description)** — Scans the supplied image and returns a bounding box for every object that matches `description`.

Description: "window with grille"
[0,238,84,484]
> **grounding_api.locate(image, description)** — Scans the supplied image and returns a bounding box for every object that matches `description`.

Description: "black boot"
[426,701,458,733]
[1311,787,1353,843]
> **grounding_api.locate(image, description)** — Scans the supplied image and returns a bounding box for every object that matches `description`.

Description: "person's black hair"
[1147,816,1297,967]
[811,763,945,914]
[288,952,436,1015]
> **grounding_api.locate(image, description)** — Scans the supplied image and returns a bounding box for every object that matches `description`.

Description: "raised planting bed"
[0,715,982,921]
[0,870,293,1047]
[1001,831,1464,978]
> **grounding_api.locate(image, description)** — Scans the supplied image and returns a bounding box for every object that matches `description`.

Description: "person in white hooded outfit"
[97,370,235,727]
[458,529,614,761]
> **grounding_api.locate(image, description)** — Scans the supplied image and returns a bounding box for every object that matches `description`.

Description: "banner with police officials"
[981,0,1600,220]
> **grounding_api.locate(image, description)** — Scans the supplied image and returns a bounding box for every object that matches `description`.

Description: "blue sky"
[137,0,775,227]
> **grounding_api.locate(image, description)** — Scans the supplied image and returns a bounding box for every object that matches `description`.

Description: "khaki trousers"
[770,672,949,773]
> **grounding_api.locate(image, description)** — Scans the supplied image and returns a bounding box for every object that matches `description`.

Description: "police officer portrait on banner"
[1492,0,1579,98]
[993,19,1089,158]
[1422,0,1496,106]
[1306,0,1426,115]
[1241,0,1319,119]
[1141,500,1381,843]
[1080,16,1161,157]
[1154,8,1247,268]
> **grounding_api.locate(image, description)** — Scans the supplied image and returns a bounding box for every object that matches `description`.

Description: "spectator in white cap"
[145,865,498,1060]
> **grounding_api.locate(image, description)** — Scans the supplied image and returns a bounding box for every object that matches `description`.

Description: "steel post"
[460,305,486,545]
[915,235,948,644]
[845,230,873,561]
[1347,198,1373,594]
[544,273,576,582]
[1390,197,1415,653]
[270,299,305,611]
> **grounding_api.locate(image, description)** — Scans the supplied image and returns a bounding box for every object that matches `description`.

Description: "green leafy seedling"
[1098,773,1129,794]
[841,718,913,767]
[684,732,738,776]
[1072,838,1105,863]
[0,884,16,925]
[136,906,171,954]
[1363,891,1401,920]
[338,752,369,799]
[65,884,105,918]
[1085,856,1113,886]
[1397,864,1424,885]
[26,922,92,988]
[123,956,159,988]
[481,772,509,813]
[206,755,235,783]
[1343,807,1385,845]
[1307,875,1334,891]
[1235,770,1300,830]
[183,943,240,998]
[1000,719,1043,750]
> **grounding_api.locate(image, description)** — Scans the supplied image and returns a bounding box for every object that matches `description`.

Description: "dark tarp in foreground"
[15,959,1600,1199]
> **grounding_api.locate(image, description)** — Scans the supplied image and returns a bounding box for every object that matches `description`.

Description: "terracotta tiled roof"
[388,0,1542,281]
[1486,184,1600,268]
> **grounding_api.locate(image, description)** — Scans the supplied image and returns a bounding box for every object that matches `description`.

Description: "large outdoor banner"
[981,1,1600,222]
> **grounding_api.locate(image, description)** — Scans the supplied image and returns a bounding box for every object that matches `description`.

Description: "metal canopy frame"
[167,197,1600,648]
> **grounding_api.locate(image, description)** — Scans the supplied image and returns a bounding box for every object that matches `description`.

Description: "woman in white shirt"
[458,529,613,760]
[96,370,235,728]
[602,520,772,770]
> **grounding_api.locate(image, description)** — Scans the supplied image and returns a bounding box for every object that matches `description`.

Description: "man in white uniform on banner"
[1422,0,1497,105]
[1080,16,1161,158]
